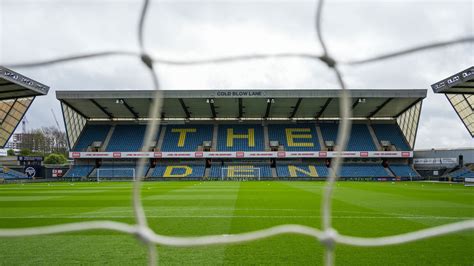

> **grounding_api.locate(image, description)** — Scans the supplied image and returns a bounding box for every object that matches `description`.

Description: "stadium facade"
[56,89,427,180]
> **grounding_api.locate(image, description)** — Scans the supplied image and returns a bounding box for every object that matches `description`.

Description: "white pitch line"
[50,208,431,217]
[0,215,471,220]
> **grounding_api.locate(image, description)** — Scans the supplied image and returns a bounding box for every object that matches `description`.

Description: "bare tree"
[19,127,68,155]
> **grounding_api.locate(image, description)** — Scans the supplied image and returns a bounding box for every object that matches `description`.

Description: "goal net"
[96,168,135,182]
[221,166,260,181]
[2,1,474,265]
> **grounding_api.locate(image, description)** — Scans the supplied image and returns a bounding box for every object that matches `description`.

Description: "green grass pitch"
[0,181,472,265]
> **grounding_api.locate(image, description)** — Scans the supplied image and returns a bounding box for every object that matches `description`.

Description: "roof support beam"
[90,99,113,119]
[178,98,191,119]
[462,94,473,110]
[316,98,332,118]
[289,98,302,119]
[452,85,474,89]
[0,83,15,87]
[210,103,217,118]
[0,88,30,94]
[394,98,423,118]
[0,89,32,100]
[238,98,243,118]
[367,98,393,118]
[352,99,360,110]
[264,99,273,119]
[122,99,139,119]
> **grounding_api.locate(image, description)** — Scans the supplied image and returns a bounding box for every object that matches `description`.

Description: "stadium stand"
[217,124,264,151]
[73,125,111,151]
[0,168,28,179]
[276,164,328,177]
[64,165,94,178]
[161,125,213,151]
[372,124,411,150]
[150,165,205,178]
[106,125,147,152]
[320,123,377,151]
[210,164,272,178]
[58,89,426,181]
[447,167,474,180]
[389,164,420,178]
[268,124,320,151]
[339,164,391,178]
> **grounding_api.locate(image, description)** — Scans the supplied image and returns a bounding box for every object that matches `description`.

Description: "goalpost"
[96,168,136,182]
[221,167,260,181]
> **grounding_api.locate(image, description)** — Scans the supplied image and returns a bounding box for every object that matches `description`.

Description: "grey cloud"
[1,0,472,149]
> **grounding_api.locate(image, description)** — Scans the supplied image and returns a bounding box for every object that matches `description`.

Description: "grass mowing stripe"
[153,182,241,265]
[0,181,472,265]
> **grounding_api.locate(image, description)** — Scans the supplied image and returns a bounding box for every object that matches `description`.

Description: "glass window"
[62,102,86,149]
[447,94,474,136]
[0,97,34,148]
[396,101,422,149]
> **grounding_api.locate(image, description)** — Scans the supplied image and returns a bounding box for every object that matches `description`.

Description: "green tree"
[19,148,32,156]
[44,153,67,165]
[7,149,15,156]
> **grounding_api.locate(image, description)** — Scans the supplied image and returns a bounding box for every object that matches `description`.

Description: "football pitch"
[0,181,472,265]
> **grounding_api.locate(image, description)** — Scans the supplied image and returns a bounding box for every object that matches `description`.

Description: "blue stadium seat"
[319,123,377,151]
[278,164,390,178]
[389,164,420,178]
[106,125,147,151]
[73,125,111,151]
[64,165,94,178]
[210,165,272,178]
[217,124,264,151]
[372,124,411,151]
[339,164,391,178]
[0,168,28,179]
[276,164,328,177]
[150,165,205,178]
[448,168,474,179]
[161,125,213,151]
[268,124,320,151]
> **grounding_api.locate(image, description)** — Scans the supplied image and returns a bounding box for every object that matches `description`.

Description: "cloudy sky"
[1,0,473,149]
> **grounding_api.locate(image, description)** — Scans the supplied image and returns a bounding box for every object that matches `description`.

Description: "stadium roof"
[431,66,473,94]
[0,67,49,100]
[56,89,426,120]
[431,66,473,137]
[0,67,50,148]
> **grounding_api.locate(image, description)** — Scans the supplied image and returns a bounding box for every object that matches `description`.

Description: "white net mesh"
[2,0,474,265]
